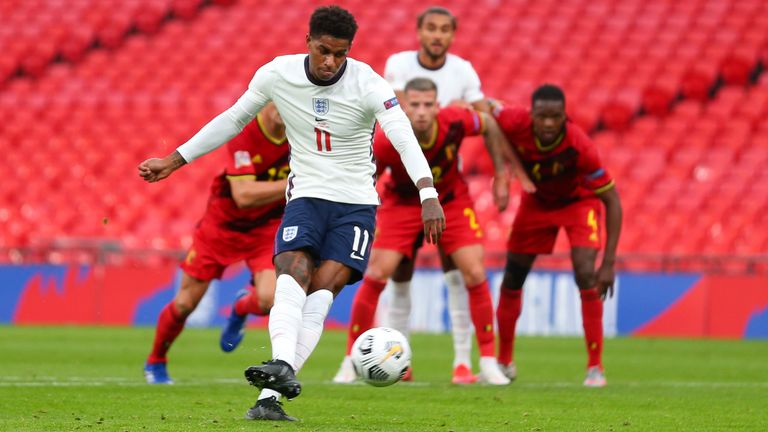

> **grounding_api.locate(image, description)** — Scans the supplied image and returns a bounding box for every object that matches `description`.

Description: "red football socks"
[580,288,604,368]
[466,280,496,358]
[234,290,267,316]
[147,302,187,364]
[496,288,522,366]
[346,277,387,354]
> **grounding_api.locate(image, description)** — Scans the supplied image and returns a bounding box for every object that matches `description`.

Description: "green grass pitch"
[1,326,766,431]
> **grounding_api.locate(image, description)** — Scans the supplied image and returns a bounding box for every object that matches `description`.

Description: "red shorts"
[374,192,483,259]
[180,218,281,281]
[507,196,602,254]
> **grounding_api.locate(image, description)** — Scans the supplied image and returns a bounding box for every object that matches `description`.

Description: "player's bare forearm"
[138,150,187,183]
[416,177,434,190]
[481,115,512,211]
[501,144,535,193]
[471,99,492,114]
[598,187,622,267]
[480,113,510,176]
[229,179,287,208]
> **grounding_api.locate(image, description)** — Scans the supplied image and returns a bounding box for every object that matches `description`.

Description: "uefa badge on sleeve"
[313,98,330,116]
[282,226,298,242]
[234,150,251,168]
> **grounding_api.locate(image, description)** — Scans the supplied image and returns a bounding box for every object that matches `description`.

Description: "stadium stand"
[0,0,766,271]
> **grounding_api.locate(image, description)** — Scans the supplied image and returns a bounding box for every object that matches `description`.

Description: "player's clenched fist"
[421,198,445,244]
[138,151,187,183]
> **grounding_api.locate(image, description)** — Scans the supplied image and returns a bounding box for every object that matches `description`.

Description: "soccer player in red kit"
[493,85,623,387]
[143,103,289,384]
[334,77,513,385]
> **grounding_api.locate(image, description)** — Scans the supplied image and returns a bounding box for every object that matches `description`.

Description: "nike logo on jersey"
[315,117,326,122]
[349,252,365,261]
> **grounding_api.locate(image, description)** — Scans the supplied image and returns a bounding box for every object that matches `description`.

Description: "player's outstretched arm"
[175,90,265,163]
[138,151,187,183]
[595,187,622,299]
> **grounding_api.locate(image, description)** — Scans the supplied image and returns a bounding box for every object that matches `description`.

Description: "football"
[350,327,412,387]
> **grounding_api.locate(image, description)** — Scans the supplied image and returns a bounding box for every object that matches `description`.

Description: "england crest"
[313,98,330,116]
[282,226,298,242]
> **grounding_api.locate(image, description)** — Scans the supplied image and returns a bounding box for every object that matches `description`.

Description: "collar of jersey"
[256,113,287,145]
[304,56,347,86]
[419,121,439,149]
[534,129,566,152]
[416,52,447,71]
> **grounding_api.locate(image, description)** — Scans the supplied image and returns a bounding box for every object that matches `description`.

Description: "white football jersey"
[175,54,431,205]
[384,51,484,106]
[247,55,409,205]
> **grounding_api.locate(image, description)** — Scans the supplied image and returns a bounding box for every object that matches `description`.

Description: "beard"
[422,43,447,60]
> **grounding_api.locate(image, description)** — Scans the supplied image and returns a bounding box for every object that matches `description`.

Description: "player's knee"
[274,251,313,288]
[574,269,594,290]
[173,298,197,317]
[460,264,486,286]
[258,296,274,313]
[364,266,391,283]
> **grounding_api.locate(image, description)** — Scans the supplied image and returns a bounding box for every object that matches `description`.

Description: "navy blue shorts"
[274,198,377,285]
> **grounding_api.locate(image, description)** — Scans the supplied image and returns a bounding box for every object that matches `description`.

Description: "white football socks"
[268,274,306,370]
[258,388,281,401]
[294,289,334,371]
[388,280,412,337]
[445,269,473,369]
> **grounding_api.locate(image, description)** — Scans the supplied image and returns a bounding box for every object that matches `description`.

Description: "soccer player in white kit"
[138,6,444,422]
[333,6,531,385]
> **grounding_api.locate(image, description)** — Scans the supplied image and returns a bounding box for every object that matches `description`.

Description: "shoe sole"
[245,409,298,421]
[245,367,302,399]
[451,377,478,384]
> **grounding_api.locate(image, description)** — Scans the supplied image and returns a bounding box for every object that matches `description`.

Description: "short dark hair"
[417,6,457,30]
[309,6,358,42]
[532,84,565,106]
[404,77,438,94]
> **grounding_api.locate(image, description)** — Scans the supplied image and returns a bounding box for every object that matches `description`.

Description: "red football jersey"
[495,106,614,207]
[203,115,290,232]
[375,106,484,205]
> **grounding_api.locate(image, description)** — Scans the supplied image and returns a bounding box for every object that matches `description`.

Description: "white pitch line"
[0,377,766,388]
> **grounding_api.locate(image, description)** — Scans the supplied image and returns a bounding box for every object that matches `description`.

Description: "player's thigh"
[176,271,211,314]
[501,253,537,289]
[310,261,353,296]
[448,244,486,285]
[391,254,416,283]
[562,198,602,250]
[319,202,377,285]
[366,248,406,281]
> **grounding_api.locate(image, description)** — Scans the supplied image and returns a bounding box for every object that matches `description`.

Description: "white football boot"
[499,362,517,381]
[332,356,357,384]
[478,357,511,385]
[583,366,607,387]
